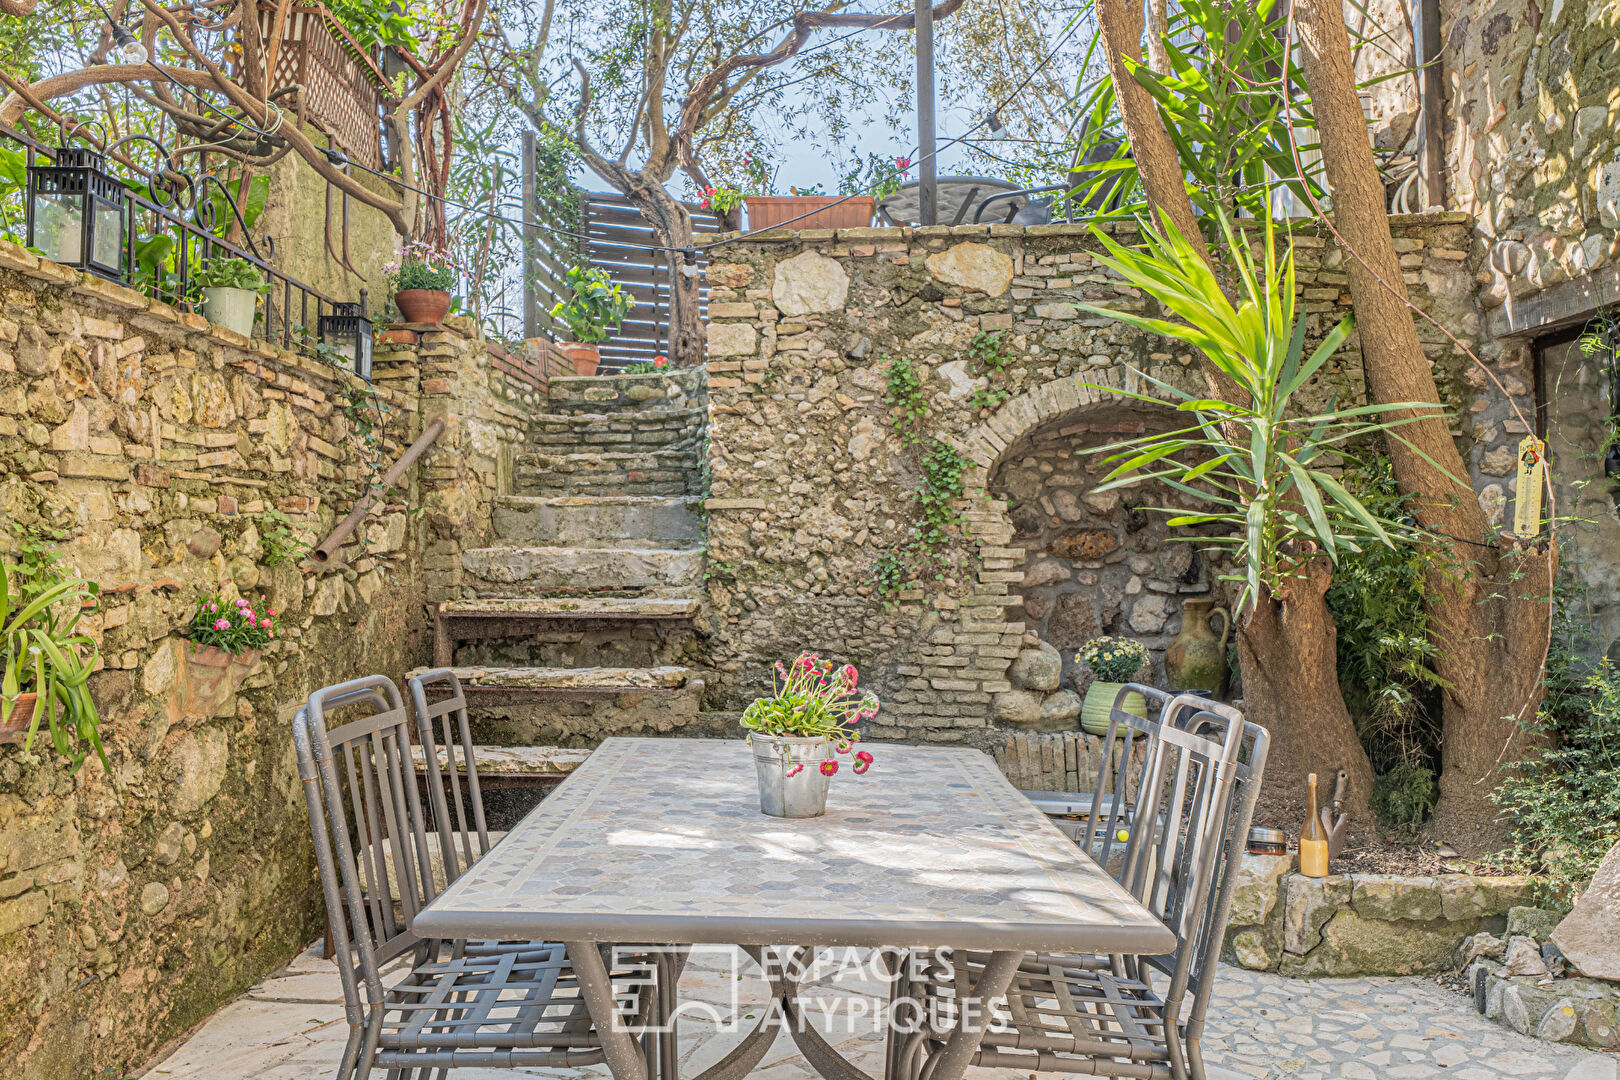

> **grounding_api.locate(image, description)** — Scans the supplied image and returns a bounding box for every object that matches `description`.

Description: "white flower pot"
[201,287,258,338]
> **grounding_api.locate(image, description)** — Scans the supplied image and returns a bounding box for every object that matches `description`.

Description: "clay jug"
[1164,597,1230,698]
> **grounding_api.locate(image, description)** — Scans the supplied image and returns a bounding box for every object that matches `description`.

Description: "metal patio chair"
[897,696,1269,1080]
[294,674,666,1079]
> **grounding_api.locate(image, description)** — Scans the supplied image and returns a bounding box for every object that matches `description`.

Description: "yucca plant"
[0,559,105,772]
[1076,210,1450,616]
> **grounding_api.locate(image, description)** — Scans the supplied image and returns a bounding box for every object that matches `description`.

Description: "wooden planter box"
[745,196,875,232]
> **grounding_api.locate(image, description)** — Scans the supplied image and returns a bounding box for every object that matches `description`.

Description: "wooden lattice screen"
[251,2,385,171]
[579,191,723,369]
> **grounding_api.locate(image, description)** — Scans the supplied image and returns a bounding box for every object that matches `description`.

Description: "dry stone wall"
[0,241,524,1079]
[698,219,1485,743]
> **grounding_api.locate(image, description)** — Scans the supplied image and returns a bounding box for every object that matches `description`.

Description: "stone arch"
[951,368,1196,728]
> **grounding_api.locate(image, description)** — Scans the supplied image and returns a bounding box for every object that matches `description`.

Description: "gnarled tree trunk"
[1294,0,1557,851]
[1237,552,1375,821]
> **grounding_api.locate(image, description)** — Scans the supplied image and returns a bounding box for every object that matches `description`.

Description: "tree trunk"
[609,170,704,365]
[1237,554,1375,822]
[1294,0,1557,851]
[1145,0,1170,74]
[1094,0,1209,267]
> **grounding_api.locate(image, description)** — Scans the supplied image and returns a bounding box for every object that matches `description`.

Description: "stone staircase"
[416,368,714,747]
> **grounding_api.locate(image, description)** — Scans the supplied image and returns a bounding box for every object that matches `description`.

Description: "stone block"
[926,243,1014,296]
[707,323,758,357]
[1351,874,1443,922]
[1506,905,1563,941]
[1282,873,1351,955]
[1283,908,1473,976]
[1223,852,1293,971]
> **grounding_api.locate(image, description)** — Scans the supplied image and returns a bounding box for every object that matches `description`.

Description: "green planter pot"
[1081,681,1146,736]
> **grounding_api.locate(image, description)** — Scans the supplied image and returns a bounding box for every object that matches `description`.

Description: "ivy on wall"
[875,353,975,599]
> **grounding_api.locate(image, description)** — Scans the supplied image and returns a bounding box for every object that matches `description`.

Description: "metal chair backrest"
[407,667,490,881]
[293,675,440,1016]
[1079,685,1233,876]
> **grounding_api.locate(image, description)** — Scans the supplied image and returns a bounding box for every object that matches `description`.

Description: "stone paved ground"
[140,945,1617,1080]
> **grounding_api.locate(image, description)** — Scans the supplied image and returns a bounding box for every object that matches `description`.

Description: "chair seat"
[375,942,613,1067]
[911,950,1174,1078]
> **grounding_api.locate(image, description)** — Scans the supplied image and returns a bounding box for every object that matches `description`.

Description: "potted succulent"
[194,256,269,338]
[742,652,878,818]
[1077,636,1151,736]
[1,558,104,770]
[385,241,456,324]
[549,265,634,375]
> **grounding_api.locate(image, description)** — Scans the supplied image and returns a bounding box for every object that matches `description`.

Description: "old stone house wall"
[0,241,528,1078]
[698,217,1488,743]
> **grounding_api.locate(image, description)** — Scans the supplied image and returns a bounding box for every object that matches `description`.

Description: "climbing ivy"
[340,383,395,504]
[966,330,1012,412]
[883,354,928,446]
[875,437,972,600]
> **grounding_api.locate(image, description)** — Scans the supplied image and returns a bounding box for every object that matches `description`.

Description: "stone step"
[544,368,705,415]
[406,664,696,705]
[491,495,704,548]
[515,449,704,497]
[434,597,700,647]
[460,546,701,595]
[526,407,705,453]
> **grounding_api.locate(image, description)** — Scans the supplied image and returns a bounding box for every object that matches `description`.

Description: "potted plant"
[1077,636,1150,736]
[386,241,456,324]
[620,354,670,375]
[185,593,278,671]
[1,559,105,770]
[549,265,634,376]
[742,652,878,818]
[194,256,269,338]
[742,152,902,232]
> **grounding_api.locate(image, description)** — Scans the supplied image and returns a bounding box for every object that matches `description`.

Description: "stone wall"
[1223,853,1540,976]
[0,241,524,1078]
[698,219,1484,743]
[1446,0,1620,309]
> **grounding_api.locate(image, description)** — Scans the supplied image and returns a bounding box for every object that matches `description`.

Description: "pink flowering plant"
[186,594,279,655]
[742,652,879,775]
[383,239,455,293]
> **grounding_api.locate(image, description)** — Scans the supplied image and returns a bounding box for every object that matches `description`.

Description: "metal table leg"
[567,940,650,1080]
[916,950,1023,1080]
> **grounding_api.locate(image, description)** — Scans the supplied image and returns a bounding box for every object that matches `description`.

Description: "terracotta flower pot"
[188,644,233,669]
[1,693,37,745]
[394,289,451,324]
[745,195,876,231]
[559,342,601,376]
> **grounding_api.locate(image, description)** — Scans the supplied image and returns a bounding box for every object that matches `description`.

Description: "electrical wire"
[177,5,1089,258]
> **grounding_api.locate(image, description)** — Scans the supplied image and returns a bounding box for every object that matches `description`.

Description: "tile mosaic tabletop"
[413,737,1174,952]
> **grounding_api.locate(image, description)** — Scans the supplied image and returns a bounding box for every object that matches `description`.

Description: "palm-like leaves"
[1077,211,1455,616]
[1,561,105,772]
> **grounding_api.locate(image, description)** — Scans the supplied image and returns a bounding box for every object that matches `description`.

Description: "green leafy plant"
[1370,761,1439,839]
[549,265,634,345]
[340,384,395,502]
[193,256,269,293]
[1075,211,1445,615]
[968,330,1010,373]
[1324,456,1446,821]
[1065,0,1327,229]
[1493,660,1620,904]
[621,355,671,375]
[1078,636,1150,682]
[699,184,745,215]
[186,594,279,655]
[741,653,879,775]
[385,240,456,293]
[839,153,911,199]
[883,354,928,445]
[1,551,104,772]
[967,386,1011,411]
[257,508,308,567]
[874,438,973,599]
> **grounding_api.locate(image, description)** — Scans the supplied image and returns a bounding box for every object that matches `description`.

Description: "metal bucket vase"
[201,287,258,338]
[750,734,833,818]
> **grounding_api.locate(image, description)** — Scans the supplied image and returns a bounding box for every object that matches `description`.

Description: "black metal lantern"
[26,147,127,280]
[319,302,374,379]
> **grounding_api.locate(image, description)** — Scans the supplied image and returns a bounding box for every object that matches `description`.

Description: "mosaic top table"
[412,737,1175,1080]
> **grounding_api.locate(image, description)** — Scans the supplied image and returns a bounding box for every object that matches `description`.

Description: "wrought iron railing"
[0,121,350,359]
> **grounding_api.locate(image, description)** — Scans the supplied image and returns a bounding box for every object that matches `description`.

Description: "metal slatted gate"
[581,192,722,369]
